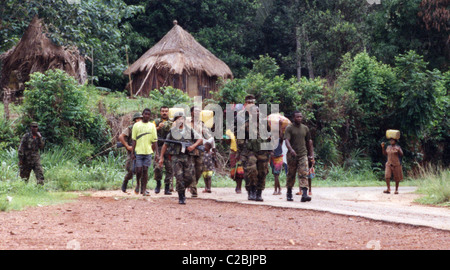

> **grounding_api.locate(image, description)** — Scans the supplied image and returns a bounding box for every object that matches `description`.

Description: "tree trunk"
[296,26,302,81]
[3,87,10,120]
[303,26,315,79]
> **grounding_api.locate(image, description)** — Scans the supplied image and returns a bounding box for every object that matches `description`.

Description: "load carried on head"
[386,129,400,140]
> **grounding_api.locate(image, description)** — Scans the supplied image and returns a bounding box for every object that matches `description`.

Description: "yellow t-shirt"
[132,121,158,155]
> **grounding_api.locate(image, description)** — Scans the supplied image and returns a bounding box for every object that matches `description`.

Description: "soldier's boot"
[178,190,186,204]
[248,186,256,201]
[287,187,293,201]
[121,179,129,193]
[204,177,211,193]
[155,180,161,194]
[255,189,264,202]
[301,187,312,202]
[190,186,198,198]
[164,184,172,195]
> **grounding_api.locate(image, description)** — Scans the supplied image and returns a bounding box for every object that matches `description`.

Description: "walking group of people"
[116,94,317,205]
[229,95,314,203]
[17,95,404,203]
[118,106,217,204]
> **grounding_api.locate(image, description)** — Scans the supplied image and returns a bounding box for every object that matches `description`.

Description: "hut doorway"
[187,75,199,97]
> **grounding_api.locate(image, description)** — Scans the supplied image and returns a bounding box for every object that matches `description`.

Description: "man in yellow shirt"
[131,108,158,196]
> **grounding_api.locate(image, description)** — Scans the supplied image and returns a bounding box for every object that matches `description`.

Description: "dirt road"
[0,186,449,250]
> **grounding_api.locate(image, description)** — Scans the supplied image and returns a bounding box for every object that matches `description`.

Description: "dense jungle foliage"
[0,0,448,174]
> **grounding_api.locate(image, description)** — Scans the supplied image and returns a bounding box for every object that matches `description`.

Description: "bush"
[149,86,192,109]
[0,118,20,151]
[21,69,111,149]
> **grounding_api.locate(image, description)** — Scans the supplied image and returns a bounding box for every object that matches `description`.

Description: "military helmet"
[132,112,143,121]
[30,122,39,127]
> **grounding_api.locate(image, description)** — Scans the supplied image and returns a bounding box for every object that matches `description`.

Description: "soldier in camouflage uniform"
[153,106,174,195]
[284,111,314,202]
[118,112,142,192]
[236,102,271,202]
[18,122,45,185]
[188,106,214,197]
[158,111,203,204]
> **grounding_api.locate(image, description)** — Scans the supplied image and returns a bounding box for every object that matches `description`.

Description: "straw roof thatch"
[0,16,87,98]
[124,20,233,81]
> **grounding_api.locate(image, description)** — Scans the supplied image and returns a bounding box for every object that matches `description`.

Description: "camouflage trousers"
[240,151,269,191]
[123,157,135,181]
[153,153,173,186]
[189,153,204,196]
[286,154,308,189]
[20,159,44,185]
[172,154,195,193]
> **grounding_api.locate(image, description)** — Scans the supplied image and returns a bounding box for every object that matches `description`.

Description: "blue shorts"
[135,154,152,168]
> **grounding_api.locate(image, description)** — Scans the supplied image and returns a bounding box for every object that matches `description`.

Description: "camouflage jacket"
[235,117,271,154]
[154,118,173,147]
[18,132,45,162]
[164,126,202,156]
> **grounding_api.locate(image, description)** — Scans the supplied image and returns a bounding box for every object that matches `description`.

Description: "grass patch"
[0,179,77,212]
[414,166,450,206]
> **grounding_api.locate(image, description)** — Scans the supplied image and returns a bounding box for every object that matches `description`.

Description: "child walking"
[202,142,217,193]
[381,138,404,194]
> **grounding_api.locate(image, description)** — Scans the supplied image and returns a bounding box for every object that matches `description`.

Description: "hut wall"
[132,69,219,99]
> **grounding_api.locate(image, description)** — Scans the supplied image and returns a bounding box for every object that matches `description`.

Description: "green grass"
[87,88,161,116]
[414,166,450,206]
[0,179,77,212]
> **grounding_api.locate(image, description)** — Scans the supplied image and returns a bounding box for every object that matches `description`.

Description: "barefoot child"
[202,142,217,193]
[381,138,404,194]
[270,138,284,195]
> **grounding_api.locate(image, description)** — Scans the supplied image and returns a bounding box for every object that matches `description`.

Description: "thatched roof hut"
[124,20,233,98]
[0,16,87,100]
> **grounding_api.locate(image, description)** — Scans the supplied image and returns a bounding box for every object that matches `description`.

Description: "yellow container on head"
[201,110,214,128]
[386,129,400,140]
[169,108,185,120]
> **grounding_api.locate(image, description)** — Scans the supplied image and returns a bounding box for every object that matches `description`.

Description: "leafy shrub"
[21,69,111,150]
[149,86,192,109]
[0,118,20,151]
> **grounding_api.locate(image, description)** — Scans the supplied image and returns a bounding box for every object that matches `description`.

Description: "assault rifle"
[159,139,205,153]
[117,140,205,154]
[116,132,151,149]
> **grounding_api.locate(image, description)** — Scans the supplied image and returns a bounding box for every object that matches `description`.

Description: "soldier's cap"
[30,122,39,127]
[132,112,143,121]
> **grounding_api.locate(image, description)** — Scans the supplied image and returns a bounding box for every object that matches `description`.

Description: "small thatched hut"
[0,16,87,100]
[124,20,233,99]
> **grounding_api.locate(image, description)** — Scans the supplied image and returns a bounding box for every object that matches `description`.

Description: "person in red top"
[381,139,404,194]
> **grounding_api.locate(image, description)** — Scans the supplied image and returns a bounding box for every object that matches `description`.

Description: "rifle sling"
[136,132,151,141]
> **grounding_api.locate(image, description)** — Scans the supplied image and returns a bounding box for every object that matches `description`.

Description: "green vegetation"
[415,166,450,206]
[22,70,111,150]
[0,1,448,209]
[0,180,77,212]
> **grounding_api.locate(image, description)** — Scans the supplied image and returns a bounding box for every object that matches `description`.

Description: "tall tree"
[367,0,448,71]
[123,0,260,78]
